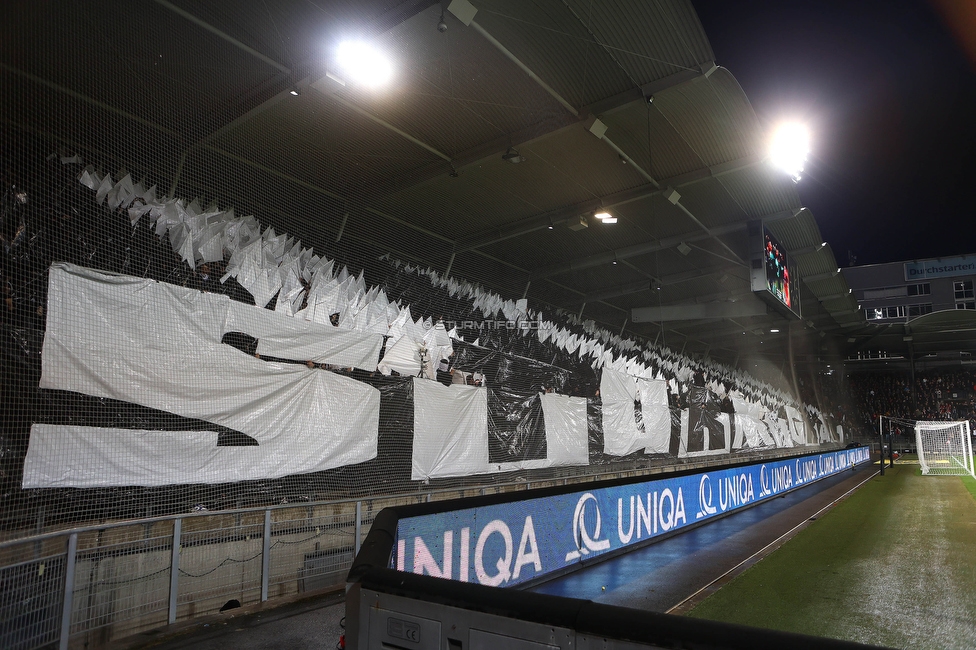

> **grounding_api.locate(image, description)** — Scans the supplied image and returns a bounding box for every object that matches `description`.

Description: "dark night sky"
[693,0,976,267]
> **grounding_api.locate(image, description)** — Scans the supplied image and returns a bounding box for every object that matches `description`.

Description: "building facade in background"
[843,254,976,322]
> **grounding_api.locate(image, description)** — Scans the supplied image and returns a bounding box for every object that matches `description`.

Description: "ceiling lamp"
[769,122,810,181]
[594,211,617,224]
[336,41,393,88]
[502,147,524,163]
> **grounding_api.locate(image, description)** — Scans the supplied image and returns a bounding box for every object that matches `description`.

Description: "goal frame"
[915,420,976,478]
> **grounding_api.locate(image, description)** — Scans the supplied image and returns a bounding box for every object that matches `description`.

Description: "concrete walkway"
[108,591,346,650]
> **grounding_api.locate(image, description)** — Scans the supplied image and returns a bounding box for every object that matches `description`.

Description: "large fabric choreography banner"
[394,447,871,586]
[410,379,589,480]
[24,264,381,488]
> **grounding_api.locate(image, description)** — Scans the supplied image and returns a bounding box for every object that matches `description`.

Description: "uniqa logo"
[696,474,717,519]
[565,492,611,561]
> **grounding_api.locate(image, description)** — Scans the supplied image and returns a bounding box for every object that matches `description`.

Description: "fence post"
[261,509,271,602]
[355,501,362,556]
[59,533,78,650]
[168,518,182,625]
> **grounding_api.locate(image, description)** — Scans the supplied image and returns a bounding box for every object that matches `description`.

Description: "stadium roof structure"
[846,309,976,366]
[3,0,865,368]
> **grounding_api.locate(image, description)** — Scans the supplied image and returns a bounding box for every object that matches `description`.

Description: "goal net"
[915,420,976,478]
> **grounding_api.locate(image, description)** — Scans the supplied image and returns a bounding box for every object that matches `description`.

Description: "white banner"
[28,264,380,487]
[600,369,643,456]
[225,300,383,369]
[637,377,671,454]
[412,379,489,481]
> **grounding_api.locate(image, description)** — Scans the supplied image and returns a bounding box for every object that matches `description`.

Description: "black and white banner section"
[730,395,776,449]
[23,264,381,488]
[600,369,671,456]
[394,447,872,587]
[410,380,590,481]
[678,386,732,458]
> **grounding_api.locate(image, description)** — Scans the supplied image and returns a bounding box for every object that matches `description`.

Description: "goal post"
[915,420,976,478]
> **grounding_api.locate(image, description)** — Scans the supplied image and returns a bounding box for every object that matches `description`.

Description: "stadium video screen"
[761,227,800,317]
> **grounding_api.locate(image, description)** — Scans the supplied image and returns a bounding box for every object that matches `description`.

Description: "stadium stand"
[0,1,917,648]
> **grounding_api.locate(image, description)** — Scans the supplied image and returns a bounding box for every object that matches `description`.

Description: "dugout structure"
[915,420,976,478]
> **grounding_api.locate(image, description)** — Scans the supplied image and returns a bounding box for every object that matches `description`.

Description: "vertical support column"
[261,509,271,602]
[355,501,362,556]
[879,416,885,475]
[335,212,349,242]
[910,350,917,414]
[787,321,802,405]
[59,533,78,650]
[168,518,182,625]
[444,251,456,277]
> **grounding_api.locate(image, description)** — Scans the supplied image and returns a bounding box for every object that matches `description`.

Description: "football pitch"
[687,462,976,649]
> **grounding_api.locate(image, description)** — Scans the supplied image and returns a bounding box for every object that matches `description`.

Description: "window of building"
[908,303,933,317]
[867,305,906,320]
[956,301,976,310]
[907,283,930,296]
[954,280,974,300]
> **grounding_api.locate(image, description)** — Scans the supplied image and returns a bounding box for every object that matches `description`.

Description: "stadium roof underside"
[3,0,867,368]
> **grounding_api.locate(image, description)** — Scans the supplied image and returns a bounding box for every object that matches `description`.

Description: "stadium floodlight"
[336,41,393,87]
[594,211,617,224]
[769,122,810,181]
[916,420,976,478]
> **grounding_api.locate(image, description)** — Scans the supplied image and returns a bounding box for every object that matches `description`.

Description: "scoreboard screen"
[751,225,800,318]
[765,230,793,309]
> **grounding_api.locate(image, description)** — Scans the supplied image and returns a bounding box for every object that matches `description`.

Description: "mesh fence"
[0,0,862,550]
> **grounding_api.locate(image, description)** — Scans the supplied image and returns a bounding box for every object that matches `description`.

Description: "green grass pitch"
[687,464,976,649]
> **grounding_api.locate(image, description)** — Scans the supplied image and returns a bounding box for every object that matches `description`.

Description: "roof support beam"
[455,154,766,253]
[529,218,760,280]
[632,298,767,324]
[453,0,749,264]
[529,205,794,281]
[377,63,714,195]
[152,0,291,74]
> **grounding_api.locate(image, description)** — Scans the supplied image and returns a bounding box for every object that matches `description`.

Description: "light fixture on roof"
[547,217,554,230]
[336,41,393,88]
[594,211,617,224]
[502,147,524,163]
[437,10,448,32]
[769,122,810,181]
[677,241,692,256]
[289,87,300,96]
[770,328,780,333]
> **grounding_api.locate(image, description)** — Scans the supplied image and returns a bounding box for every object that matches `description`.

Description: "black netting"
[0,1,861,541]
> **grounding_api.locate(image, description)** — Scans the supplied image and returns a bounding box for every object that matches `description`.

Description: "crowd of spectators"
[848,369,976,436]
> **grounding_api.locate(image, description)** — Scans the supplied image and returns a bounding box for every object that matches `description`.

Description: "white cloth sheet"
[26,264,380,487]
[411,379,489,481]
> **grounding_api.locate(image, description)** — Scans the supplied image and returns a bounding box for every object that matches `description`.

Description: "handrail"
[0,443,844,551]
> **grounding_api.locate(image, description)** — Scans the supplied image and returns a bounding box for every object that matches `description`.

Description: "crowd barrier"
[346,448,874,649]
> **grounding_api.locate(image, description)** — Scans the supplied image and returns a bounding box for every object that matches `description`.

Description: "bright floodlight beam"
[336,41,393,88]
[769,123,810,181]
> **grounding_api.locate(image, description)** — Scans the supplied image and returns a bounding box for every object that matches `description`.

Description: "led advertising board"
[394,447,870,586]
